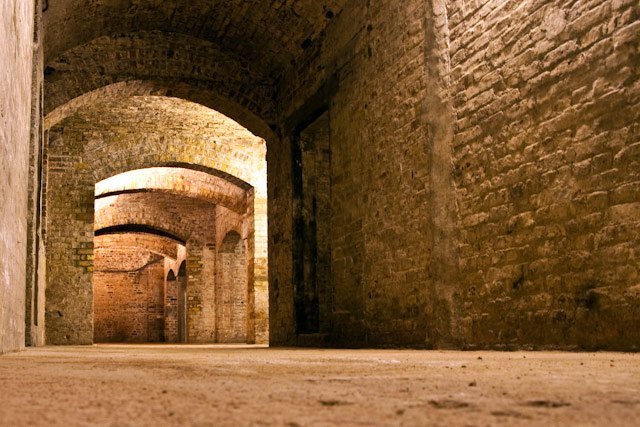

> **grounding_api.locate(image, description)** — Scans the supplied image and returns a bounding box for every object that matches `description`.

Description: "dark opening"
[177,261,187,343]
[292,110,332,335]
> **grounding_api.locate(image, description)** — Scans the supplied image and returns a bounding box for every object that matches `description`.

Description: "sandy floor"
[0,345,639,426]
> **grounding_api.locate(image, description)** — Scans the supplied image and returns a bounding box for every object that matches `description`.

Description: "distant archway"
[43,97,268,345]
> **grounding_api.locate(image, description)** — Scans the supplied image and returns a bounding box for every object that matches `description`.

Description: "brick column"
[45,129,95,344]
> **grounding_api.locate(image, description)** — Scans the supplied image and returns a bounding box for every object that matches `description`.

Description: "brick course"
[448,0,640,349]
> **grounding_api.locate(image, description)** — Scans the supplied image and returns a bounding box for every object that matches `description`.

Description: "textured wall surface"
[449,0,640,350]
[45,128,95,344]
[216,231,248,343]
[94,254,165,343]
[0,0,35,354]
[274,0,433,347]
[10,0,637,351]
[271,0,639,349]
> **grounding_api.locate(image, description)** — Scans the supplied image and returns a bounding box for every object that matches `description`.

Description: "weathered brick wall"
[95,193,217,243]
[96,168,249,215]
[0,0,35,354]
[94,253,165,343]
[216,231,248,343]
[273,0,639,350]
[293,111,333,335]
[275,0,433,346]
[448,0,640,350]
[44,32,276,136]
[164,268,179,342]
[253,195,269,343]
[95,233,180,261]
[32,0,639,350]
[25,0,46,348]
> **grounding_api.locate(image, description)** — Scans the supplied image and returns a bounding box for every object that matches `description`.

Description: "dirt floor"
[0,345,639,426]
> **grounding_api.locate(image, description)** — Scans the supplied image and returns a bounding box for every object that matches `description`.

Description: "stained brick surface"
[94,254,165,343]
[448,0,640,349]
[271,0,639,349]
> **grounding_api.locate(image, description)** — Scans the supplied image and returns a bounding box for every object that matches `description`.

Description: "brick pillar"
[268,135,296,346]
[45,129,95,344]
[185,240,217,343]
[253,194,269,344]
[164,268,179,343]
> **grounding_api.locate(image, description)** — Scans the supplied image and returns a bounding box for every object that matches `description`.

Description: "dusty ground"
[0,345,639,426]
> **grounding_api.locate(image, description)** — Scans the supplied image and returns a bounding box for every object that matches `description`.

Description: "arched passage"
[33,0,347,350]
[43,96,269,345]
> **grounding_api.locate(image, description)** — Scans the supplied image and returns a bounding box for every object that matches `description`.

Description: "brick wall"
[95,193,217,243]
[25,0,46,348]
[94,252,165,342]
[44,32,276,136]
[448,0,640,350]
[45,128,95,345]
[0,0,35,353]
[274,0,433,346]
[271,0,639,350]
[32,0,640,350]
[216,231,248,343]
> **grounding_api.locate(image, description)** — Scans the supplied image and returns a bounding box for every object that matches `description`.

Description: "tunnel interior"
[1,0,634,352]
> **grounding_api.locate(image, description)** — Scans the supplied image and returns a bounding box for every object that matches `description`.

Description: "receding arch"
[44,89,269,346]
[44,32,277,140]
[95,226,186,246]
[219,230,242,253]
[94,232,183,260]
[94,192,217,244]
[47,96,268,192]
[45,81,277,142]
[178,261,187,278]
[166,270,176,282]
[95,166,251,215]
[43,1,347,71]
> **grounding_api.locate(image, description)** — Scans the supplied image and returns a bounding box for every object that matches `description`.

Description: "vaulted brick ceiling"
[52,95,267,187]
[43,0,349,131]
[97,167,250,214]
[44,0,348,68]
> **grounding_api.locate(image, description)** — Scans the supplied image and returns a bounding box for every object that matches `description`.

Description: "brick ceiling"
[44,0,349,78]
[43,1,350,134]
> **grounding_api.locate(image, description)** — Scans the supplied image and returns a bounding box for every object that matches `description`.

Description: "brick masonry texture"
[1,0,637,351]
[448,0,640,349]
[273,0,434,346]
[270,0,640,349]
[44,32,277,137]
[93,253,165,343]
[0,0,35,354]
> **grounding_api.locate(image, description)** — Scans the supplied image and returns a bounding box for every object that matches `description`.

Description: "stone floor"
[1,345,639,426]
